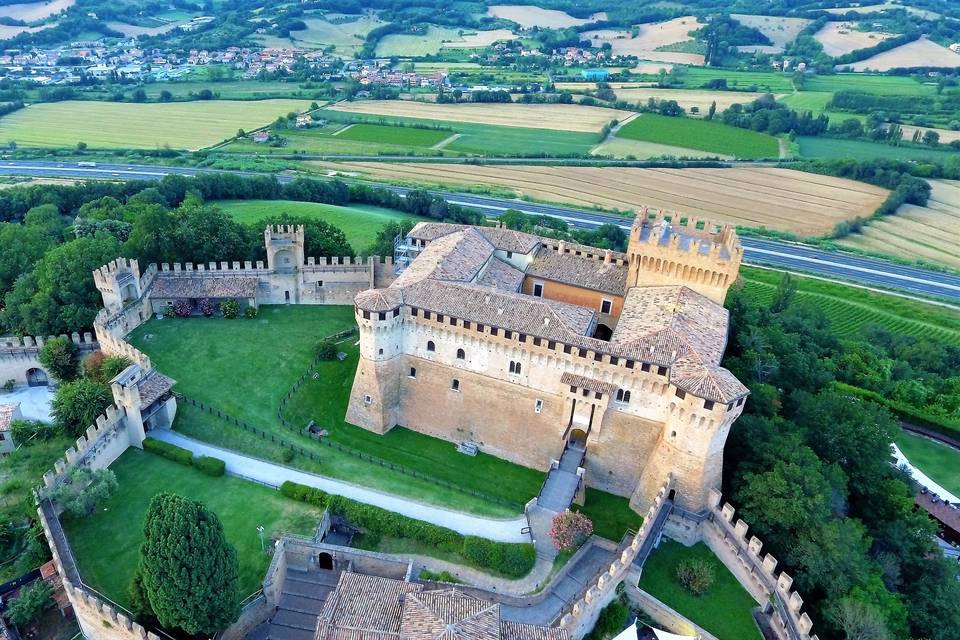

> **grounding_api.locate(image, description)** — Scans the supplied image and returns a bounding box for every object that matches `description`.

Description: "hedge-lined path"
[148,429,531,542]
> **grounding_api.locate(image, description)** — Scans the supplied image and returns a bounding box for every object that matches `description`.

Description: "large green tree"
[51,378,112,438]
[136,494,239,636]
[38,336,80,383]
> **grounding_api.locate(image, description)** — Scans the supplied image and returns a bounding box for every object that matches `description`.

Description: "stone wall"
[0,332,98,387]
[627,585,719,640]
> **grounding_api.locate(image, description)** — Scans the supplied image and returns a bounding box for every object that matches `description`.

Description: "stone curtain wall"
[559,478,673,638]
[0,333,98,387]
[698,488,818,640]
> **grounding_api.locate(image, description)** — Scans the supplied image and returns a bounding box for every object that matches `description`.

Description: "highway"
[1,160,958,304]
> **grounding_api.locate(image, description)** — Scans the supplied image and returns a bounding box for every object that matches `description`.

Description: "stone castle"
[347,213,747,513]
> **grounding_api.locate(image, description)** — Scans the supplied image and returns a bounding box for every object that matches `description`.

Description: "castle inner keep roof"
[526,249,627,295]
[316,572,568,640]
[393,228,494,288]
[476,256,525,292]
[152,275,259,300]
[408,222,541,255]
[636,219,733,260]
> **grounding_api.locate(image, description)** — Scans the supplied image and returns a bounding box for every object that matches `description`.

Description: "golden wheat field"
[610,88,777,113]
[840,179,960,269]
[814,21,894,57]
[843,37,960,71]
[326,101,630,132]
[587,17,705,65]
[730,14,810,50]
[314,164,888,236]
[486,5,606,28]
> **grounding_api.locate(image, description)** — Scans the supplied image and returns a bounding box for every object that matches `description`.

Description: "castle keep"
[347,213,748,512]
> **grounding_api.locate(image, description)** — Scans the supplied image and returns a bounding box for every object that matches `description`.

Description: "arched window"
[427,340,435,352]
[456,348,465,360]
[514,362,521,375]
[509,361,521,374]
[616,389,631,404]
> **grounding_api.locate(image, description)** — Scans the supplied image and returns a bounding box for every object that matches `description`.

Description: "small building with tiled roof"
[0,403,21,455]
[347,214,748,513]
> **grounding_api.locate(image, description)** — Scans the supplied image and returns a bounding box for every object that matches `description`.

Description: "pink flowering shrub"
[549,511,593,551]
[199,298,217,317]
[172,300,193,317]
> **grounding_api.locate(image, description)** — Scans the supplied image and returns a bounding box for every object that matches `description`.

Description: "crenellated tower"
[92,258,142,315]
[625,210,742,304]
[264,224,305,272]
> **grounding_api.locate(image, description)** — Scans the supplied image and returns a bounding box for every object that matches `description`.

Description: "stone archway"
[26,368,48,387]
[569,428,588,449]
[592,323,613,341]
[317,552,334,570]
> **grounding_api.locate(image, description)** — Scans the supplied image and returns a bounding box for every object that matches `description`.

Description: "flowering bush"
[199,298,217,317]
[549,511,593,551]
[173,300,193,317]
[221,298,240,319]
[244,305,259,319]
[163,302,174,317]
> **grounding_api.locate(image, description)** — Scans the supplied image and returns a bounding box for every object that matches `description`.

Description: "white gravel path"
[892,442,960,504]
[149,429,531,542]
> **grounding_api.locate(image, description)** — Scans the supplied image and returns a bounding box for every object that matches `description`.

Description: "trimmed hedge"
[279,481,535,578]
[834,382,960,440]
[143,437,193,466]
[194,455,226,477]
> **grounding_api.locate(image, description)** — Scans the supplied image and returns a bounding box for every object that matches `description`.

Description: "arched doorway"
[592,323,613,341]
[569,428,588,449]
[317,552,334,570]
[26,368,48,387]
[667,489,676,502]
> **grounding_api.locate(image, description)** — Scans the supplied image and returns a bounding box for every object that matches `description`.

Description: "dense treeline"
[0,174,482,335]
[723,276,960,640]
[721,94,829,136]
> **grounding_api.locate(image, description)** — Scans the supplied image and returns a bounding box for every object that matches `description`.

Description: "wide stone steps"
[273,609,318,631]
[279,593,328,616]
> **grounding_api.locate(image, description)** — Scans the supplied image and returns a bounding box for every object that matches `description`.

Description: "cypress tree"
[137,493,240,636]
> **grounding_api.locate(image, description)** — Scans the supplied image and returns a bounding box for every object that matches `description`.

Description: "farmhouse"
[347,214,747,512]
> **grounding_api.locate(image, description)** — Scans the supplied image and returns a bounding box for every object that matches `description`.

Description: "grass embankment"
[895,431,960,496]
[739,266,960,342]
[63,449,321,606]
[128,306,543,517]
[638,540,762,640]
[615,114,779,159]
[215,199,419,253]
[573,488,643,542]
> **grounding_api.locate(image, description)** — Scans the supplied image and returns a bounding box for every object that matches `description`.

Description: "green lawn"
[796,136,956,161]
[128,307,543,517]
[572,488,643,542]
[895,430,960,496]
[215,199,419,253]
[739,266,960,342]
[336,123,453,147]
[616,114,779,159]
[63,449,322,607]
[638,540,762,640]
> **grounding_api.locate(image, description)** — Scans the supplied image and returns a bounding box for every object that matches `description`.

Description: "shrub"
[194,455,225,476]
[10,419,58,444]
[6,580,53,627]
[584,593,629,640]
[51,379,112,438]
[221,298,240,319]
[244,305,258,319]
[39,336,79,383]
[173,300,193,317]
[198,298,216,317]
[163,302,174,317]
[676,557,715,596]
[549,511,593,551]
[2,379,14,392]
[143,437,194,466]
[419,569,463,583]
[280,447,294,463]
[314,338,338,360]
[49,467,118,518]
[461,537,536,578]
[84,351,132,383]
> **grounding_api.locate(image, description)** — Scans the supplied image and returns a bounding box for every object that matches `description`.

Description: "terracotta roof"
[916,492,960,535]
[318,572,421,638]
[357,288,404,312]
[560,372,616,395]
[393,229,494,288]
[137,372,175,407]
[0,404,19,431]
[526,250,627,295]
[152,275,258,299]
[476,257,525,292]
[408,223,540,255]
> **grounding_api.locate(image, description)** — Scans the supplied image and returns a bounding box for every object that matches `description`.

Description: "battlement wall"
[39,404,131,495]
[637,208,740,252]
[94,324,152,370]
[0,333,97,352]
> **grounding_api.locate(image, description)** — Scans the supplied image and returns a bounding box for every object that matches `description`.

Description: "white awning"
[653,629,699,640]
[611,626,638,640]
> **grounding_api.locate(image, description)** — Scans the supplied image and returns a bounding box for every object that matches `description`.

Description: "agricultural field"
[486,4,605,28]
[139,80,322,100]
[796,136,956,161]
[443,28,517,48]
[375,26,465,57]
[587,16,705,65]
[334,122,453,147]
[591,137,729,160]
[839,179,960,269]
[0,99,309,149]
[823,3,941,20]
[897,124,960,144]
[326,100,628,132]
[842,37,960,71]
[730,14,810,52]
[0,23,50,38]
[612,87,776,113]
[0,0,73,21]
[800,73,934,94]
[615,113,780,159]
[661,67,795,93]
[814,21,894,57]
[739,266,960,342]
[319,164,888,237]
[217,199,419,252]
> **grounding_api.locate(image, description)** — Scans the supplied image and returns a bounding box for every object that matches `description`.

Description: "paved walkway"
[0,386,53,422]
[149,430,531,542]
[893,442,960,503]
[537,445,584,512]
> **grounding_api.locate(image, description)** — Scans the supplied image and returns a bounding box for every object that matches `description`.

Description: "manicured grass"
[616,114,779,159]
[572,488,643,542]
[0,99,310,150]
[63,448,322,607]
[739,266,960,342]
[895,430,960,496]
[128,307,543,516]
[796,136,955,161]
[336,123,452,147]
[638,540,762,640]
[215,199,419,253]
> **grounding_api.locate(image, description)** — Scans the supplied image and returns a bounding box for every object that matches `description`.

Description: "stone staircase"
[536,444,585,513]
[247,567,340,640]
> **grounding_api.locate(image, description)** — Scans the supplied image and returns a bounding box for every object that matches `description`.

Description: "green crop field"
[796,136,956,161]
[616,113,779,159]
[739,266,960,342]
[140,80,323,100]
[375,25,462,57]
[0,99,310,150]
[638,540,762,640]
[666,67,794,93]
[895,431,960,496]
[336,123,453,147]
[64,449,322,606]
[801,74,935,95]
[217,199,419,252]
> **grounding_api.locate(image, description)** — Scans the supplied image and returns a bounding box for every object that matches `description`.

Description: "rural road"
[1,160,958,304]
